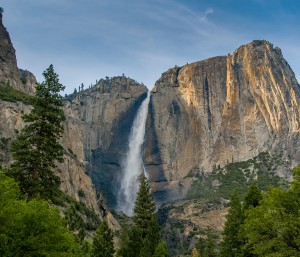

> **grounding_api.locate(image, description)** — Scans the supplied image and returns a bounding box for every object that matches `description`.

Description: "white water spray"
[118,92,150,216]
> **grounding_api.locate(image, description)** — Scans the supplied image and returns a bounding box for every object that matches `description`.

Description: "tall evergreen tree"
[92,221,115,257]
[9,65,65,199]
[133,175,160,257]
[118,175,160,257]
[239,184,262,257]
[219,193,243,257]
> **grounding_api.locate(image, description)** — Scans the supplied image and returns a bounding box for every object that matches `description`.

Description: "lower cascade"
[117,92,150,216]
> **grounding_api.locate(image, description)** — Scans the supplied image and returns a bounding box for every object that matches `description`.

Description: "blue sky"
[1,0,300,94]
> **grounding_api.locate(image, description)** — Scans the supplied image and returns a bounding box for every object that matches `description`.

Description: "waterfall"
[117,92,150,216]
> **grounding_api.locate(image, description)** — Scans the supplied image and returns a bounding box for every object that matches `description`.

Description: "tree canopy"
[218,167,300,257]
[9,64,65,200]
[219,193,243,257]
[0,172,80,257]
[242,167,300,256]
[92,221,115,257]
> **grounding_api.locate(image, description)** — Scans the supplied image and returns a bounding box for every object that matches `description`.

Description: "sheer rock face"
[0,14,36,94]
[0,14,20,88]
[63,77,148,208]
[0,100,101,215]
[19,69,37,95]
[0,99,121,230]
[145,40,300,202]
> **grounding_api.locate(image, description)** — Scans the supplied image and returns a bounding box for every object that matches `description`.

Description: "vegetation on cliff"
[0,82,33,104]
[0,66,100,256]
[187,152,289,202]
[198,167,300,257]
[92,221,115,257]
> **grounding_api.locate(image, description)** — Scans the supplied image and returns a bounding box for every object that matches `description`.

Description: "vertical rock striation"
[146,40,300,202]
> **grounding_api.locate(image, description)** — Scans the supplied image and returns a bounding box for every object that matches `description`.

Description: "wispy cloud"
[1,0,300,93]
[200,8,214,22]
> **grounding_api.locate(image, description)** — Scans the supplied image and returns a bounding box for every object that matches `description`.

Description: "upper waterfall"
[117,92,151,216]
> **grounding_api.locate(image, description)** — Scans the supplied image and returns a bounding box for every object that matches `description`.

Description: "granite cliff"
[1,9,300,221]
[0,13,36,94]
[145,40,300,202]
[63,78,148,208]
[0,75,147,227]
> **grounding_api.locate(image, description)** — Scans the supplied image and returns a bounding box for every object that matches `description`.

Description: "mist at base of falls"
[117,92,150,216]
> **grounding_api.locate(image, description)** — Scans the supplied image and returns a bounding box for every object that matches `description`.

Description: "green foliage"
[191,247,200,257]
[243,184,262,210]
[117,223,138,257]
[203,235,217,257]
[187,152,288,201]
[92,221,115,257]
[51,191,100,234]
[133,176,157,231]
[217,165,300,257]
[65,204,85,240]
[153,241,168,257]
[0,83,33,104]
[0,172,81,257]
[9,65,65,200]
[118,176,161,257]
[219,193,243,257]
[196,229,218,257]
[241,166,300,256]
[0,172,20,209]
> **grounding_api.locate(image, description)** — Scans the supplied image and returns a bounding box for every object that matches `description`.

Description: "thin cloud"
[1,0,299,93]
[200,8,214,22]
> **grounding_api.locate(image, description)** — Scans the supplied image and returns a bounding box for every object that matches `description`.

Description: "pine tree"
[153,241,169,257]
[239,184,262,256]
[118,175,160,257]
[133,175,160,257]
[133,175,157,233]
[92,221,115,257]
[243,184,262,210]
[9,65,65,199]
[219,193,243,257]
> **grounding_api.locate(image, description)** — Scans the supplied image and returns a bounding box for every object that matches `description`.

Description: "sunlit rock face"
[145,40,300,202]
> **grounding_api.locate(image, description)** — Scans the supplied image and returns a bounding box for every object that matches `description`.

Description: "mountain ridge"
[145,39,300,203]
[0,11,299,216]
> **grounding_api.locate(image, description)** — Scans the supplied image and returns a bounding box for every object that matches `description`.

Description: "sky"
[1,0,300,94]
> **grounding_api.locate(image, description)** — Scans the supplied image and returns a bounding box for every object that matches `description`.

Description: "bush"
[0,83,33,104]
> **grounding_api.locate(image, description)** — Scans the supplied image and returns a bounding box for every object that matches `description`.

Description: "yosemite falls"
[117,92,150,215]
